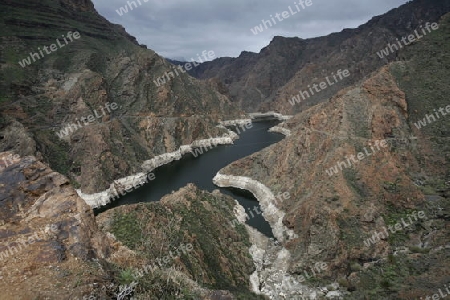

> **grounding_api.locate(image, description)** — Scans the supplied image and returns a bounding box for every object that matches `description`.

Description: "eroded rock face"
[268,122,291,137]
[191,1,450,114]
[246,223,341,300]
[0,0,241,195]
[216,64,450,298]
[0,154,115,299]
[213,173,297,243]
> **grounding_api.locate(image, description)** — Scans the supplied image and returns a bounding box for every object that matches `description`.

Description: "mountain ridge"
[0,0,242,194]
[0,0,449,298]
[191,0,450,114]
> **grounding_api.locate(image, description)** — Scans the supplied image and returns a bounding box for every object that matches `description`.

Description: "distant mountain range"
[0,0,449,299]
[189,0,450,113]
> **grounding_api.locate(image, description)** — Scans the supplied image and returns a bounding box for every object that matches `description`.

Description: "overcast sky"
[91,0,410,60]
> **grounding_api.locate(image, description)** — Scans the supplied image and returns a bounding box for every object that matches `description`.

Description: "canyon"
[0,0,449,299]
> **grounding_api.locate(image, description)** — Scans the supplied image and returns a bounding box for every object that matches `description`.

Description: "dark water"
[95,121,284,237]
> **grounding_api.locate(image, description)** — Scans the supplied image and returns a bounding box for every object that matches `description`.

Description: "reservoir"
[95,121,284,237]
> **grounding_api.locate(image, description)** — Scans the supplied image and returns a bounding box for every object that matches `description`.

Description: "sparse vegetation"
[105,188,260,299]
[118,268,136,285]
[110,212,142,249]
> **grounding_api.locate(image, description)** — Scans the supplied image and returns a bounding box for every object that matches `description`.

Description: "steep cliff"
[191,0,450,114]
[0,0,241,194]
[2,0,449,298]
[215,13,450,299]
[0,153,116,299]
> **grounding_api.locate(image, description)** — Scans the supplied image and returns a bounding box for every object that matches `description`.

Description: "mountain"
[214,11,450,299]
[1,0,449,299]
[0,0,258,299]
[167,56,187,62]
[191,0,450,114]
[0,0,241,194]
[0,153,263,299]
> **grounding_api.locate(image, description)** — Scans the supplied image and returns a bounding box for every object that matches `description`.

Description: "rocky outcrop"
[95,184,261,299]
[0,153,116,299]
[268,122,291,137]
[229,200,344,299]
[213,173,297,243]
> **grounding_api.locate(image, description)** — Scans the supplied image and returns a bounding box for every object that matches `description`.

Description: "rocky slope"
[191,0,450,114]
[214,12,450,299]
[0,152,264,299]
[1,0,449,299]
[96,184,265,299]
[0,152,116,299]
[0,0,242,195]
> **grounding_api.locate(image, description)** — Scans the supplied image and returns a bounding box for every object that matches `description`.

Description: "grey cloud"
[92,0,410,59]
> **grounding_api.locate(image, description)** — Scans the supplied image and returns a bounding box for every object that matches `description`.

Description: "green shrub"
[350,262,362,272]
[118,268,137,285]
[409,246,430,254]
[111,212,142,249]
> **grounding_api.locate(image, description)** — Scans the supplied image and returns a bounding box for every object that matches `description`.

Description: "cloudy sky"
[92,0,409,60]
